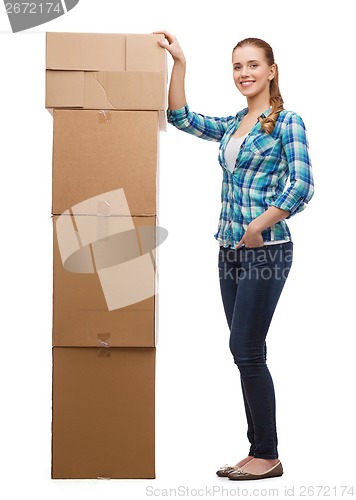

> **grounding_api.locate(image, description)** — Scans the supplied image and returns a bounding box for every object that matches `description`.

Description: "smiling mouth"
[240,81,255,87]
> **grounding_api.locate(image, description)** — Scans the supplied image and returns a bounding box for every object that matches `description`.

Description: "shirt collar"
[236,105,272,120]
[260,105,272,118]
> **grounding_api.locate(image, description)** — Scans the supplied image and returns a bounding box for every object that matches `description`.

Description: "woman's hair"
[233,38,283,134]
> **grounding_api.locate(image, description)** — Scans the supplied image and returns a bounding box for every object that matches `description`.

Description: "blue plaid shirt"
[167,103,314,247]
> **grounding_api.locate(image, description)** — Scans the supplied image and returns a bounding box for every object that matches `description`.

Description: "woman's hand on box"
[153,30,186,65]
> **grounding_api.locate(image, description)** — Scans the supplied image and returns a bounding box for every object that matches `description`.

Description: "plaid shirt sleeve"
[167,103,233,142]
[271,112,314,219]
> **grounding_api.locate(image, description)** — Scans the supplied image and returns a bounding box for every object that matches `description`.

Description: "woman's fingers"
[153,30,172,50]
[153,30,185,63]
[153,30,175,43]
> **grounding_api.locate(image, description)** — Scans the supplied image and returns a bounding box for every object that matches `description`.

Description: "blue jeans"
[218,241,293,459]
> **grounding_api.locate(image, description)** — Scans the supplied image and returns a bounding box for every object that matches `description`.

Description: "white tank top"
[224,134,289,246]
[225,134,247,172]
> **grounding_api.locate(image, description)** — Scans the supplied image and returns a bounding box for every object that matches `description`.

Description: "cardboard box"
[49,34,163,481]
[52,346,156,479]
[52,211,159,347]
[46,70,166,111]
[46,32,165,72]
[52,109,160,216]
[45,32,167,120]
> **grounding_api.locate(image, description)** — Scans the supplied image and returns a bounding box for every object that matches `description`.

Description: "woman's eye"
[233,65,257,70]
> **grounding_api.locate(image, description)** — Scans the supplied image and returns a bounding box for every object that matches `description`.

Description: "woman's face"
[232,45,276,99]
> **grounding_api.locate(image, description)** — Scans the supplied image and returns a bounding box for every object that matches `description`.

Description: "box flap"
[93,71,165,109]
[46,32,126,71]
[46,70,84,108]
[126,34,167,72]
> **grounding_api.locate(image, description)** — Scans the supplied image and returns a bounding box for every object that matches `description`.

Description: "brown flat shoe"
[228,461,283,481]
[216,464,237,477]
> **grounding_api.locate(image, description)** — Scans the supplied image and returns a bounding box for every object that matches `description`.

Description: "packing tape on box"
[96,334,111,356]
[98,110,111,123]
[71,188,134,247]
[97,333,110,348]
[97,347,111,358]
[95,199,111,242]
[55,188,167,311]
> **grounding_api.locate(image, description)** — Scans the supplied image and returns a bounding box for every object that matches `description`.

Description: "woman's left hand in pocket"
[235,225,264,249]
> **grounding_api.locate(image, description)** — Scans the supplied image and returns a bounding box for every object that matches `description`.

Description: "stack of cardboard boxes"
[46,32,167,479]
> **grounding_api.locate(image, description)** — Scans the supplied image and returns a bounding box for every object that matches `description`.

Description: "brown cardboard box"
[45,32,167,120]
[46,70,166,111]
[49,35,163,480]
[52,213,159,347]
[46,32,165,72]
[52,109,160,216]
[52,346,156,479]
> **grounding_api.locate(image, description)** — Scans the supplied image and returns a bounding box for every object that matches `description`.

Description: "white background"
[1,1,355,498]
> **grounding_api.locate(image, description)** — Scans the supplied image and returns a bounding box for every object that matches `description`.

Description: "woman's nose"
[241,66,250,77]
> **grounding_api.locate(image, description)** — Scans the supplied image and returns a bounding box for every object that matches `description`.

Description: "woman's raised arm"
[154,30,187,110]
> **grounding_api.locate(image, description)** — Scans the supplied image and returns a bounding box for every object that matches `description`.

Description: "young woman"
[155,30,314,481]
